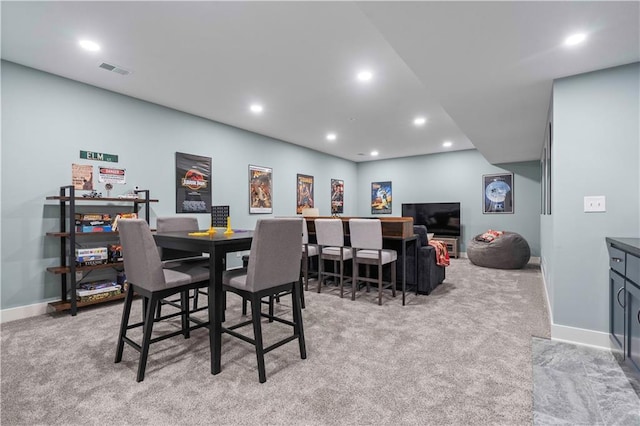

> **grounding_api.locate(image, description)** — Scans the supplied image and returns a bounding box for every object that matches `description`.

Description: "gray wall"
[0,61,358,309]
[1,61,543,312]
[356,150,541,254]
[543,62,640,332]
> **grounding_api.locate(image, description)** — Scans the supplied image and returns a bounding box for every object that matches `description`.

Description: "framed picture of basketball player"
[249,165,273,214]
[296,174,314,214]
[483,172,514,214]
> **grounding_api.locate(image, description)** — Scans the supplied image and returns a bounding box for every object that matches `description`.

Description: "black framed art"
[482,173,513,214]
[249,165,273,214]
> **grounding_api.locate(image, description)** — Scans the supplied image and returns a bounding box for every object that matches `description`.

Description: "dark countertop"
[606,237,640,258]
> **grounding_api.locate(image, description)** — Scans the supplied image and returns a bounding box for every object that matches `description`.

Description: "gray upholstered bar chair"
[314,218,352,297]
[349,218,397,305]
[156,216,208,266]
[222,218,306,383]
[241,217,309,317]
[156,216,209,311]
[114,219,210,382]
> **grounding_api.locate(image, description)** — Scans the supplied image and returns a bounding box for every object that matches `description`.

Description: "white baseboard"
[0,301,52,324]
[550,323,610,349]
[540,260,554,324]
[539,260,608,349]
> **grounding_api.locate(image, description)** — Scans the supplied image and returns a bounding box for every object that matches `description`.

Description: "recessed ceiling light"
[370,150,379,157]
[413,117,426,126]
[564,33,587,46]
[78,39,100,52]
[357,70,373,82]
[443,141,453,148]
[326,133,337,141]
[250,104,263,114]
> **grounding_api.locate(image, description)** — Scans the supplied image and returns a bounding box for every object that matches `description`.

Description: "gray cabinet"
[626,281,640,371]
[607,237,640,375]
[609,269,625,353]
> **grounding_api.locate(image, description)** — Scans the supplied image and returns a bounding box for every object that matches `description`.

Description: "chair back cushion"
[314,219,344,247]
[157,216,199,232]
[118,219,165,289]
[156,216,202,260]
[302,218,310,244]
[349,219,382,249]
[246,218,303,292]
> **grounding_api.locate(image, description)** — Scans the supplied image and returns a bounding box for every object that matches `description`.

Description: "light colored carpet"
[1,258,550,425]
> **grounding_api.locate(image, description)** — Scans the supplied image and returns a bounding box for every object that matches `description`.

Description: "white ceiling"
[2,1,638,164]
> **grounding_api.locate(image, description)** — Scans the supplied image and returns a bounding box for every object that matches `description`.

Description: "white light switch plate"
[584,196,606,212]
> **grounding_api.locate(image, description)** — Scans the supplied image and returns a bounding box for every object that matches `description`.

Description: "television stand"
[434,236,459,258]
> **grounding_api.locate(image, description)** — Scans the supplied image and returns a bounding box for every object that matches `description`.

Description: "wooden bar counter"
[304,216,414,239]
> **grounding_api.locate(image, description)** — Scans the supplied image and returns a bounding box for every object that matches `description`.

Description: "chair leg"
[268,295,274,322]
[378,263,383,306]
[298,275,306,309]
[142,297,149,323]
[351,259,358,301]
[137,295,157,382]
[291,281,307,359]
[302,256,309,291]
[365,264,371,292]
[115,285,134,363]
[250,296,267,383]
[155,301,162,320]
[193,288,199,310]
[317,257,324,293]
[391,260,397,298]
[242,297,248,316]
[181,291,190,339]
[339,258,344,298]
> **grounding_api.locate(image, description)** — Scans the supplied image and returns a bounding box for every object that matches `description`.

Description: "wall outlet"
[584,195,606,212]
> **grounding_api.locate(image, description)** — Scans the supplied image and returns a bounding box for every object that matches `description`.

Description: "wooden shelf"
[46,196,158,203]
[46,231,119,237]
[46,230,155,237]
[47,262,123,274]
[48,293,126,311]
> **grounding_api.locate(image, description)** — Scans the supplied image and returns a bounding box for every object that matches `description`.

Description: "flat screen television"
[402,202,461,237]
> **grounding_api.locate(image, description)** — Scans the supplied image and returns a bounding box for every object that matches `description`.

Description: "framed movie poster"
[483,172,514,214]
[249,165,273,214]
[371,181,392,214]
[72,163,93,191]
[176,152,211,213]
[331,179,344,214]
[296,174,314,214]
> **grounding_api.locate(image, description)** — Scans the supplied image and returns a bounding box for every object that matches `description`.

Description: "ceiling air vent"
[98,62,131,76]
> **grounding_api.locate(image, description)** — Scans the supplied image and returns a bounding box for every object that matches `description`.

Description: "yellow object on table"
[224,216,234,235]
[188,226,217,237]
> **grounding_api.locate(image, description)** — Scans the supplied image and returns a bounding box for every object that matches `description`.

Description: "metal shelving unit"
[45,185,157,315]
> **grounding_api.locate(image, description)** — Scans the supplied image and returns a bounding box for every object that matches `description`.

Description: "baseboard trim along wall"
[540,258,609,349]
[0,300,52,324]
[551,323,610,350]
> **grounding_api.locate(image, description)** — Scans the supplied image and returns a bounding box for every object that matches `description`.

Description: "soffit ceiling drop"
[2,1,638,163]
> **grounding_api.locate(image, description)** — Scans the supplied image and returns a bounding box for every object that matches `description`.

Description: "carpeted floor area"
[1,258,550,425]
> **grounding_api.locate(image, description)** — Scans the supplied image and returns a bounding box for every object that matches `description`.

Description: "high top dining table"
[153,230,254,375]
